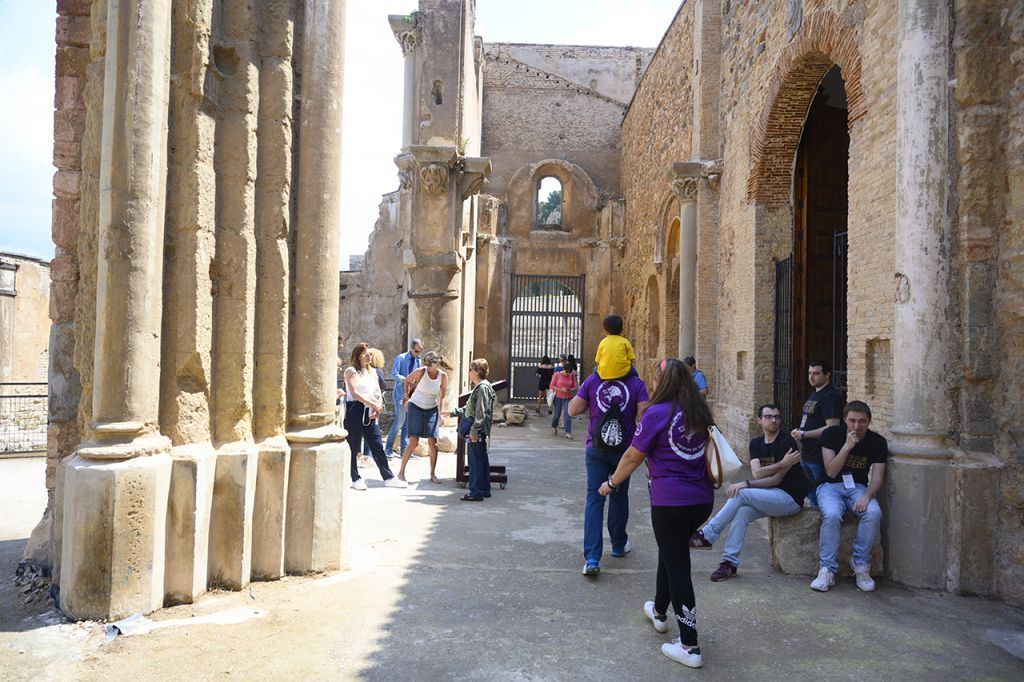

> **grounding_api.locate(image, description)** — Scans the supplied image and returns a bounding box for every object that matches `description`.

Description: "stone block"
[164,445,216,605]
[53,141,82,171]
[436,426,458,452]
[947,455,1003,596]
[207,446,257,590]
[57,0,92,17]
[55,76,86,110]
[53,169,81,198]
[46,420,79,489]
[491,401,505,423]
[770,509,884,577]
[503,404,526,425]
[251,441,290,581]
[51,198,80,251]
[56,15,91,48]
[55,46,89,78]
[884,457,952,589]
[285,441,349,574]
[48,322,81,424]
[54,109,86,144]
[59,452,172,620]
[49,279,77,323]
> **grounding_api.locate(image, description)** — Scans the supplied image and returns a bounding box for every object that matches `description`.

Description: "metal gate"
[832,232,849,399]
[773,257,793,428]
[1,382,48,455]
[508,274,585,400]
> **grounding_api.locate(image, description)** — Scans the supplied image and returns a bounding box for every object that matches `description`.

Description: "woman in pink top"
[549,360,578,438]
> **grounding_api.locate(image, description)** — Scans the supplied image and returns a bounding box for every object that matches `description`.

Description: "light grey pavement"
[1,419,1023,680]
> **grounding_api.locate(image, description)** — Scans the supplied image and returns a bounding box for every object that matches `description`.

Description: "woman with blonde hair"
[599,358,715,669]
[343,342,403,491]
[396,351,451,484]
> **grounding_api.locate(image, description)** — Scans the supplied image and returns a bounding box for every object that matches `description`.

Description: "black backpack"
[595,401,628,453]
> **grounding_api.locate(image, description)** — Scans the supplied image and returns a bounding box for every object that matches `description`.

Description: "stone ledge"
[770,508,884,577]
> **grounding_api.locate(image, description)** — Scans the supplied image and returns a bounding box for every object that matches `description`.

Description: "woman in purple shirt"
[599,358,714,669]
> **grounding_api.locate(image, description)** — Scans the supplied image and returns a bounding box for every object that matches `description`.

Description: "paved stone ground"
[1,419,1023,680]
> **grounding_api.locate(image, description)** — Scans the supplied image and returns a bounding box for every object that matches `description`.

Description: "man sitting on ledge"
[689,403,808,581]
[811,400,887,593]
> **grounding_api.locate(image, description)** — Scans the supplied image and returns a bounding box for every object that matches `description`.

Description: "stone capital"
[388,14,420,56]
[702,159,724,192]
[668,161,703,202]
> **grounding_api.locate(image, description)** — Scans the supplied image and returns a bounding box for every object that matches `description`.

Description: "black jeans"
[651,503,714,646]
[344,402,394,483]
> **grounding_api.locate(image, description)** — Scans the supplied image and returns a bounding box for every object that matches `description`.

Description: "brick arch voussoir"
[747,10,865,205]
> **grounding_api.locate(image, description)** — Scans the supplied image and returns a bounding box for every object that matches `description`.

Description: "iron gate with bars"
[508,274,585,400]
[773,232,849,426]
[0,382,48,455]
[773,256,794,428]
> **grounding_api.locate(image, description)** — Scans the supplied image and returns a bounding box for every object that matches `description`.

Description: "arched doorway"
[775,65,849,424]
[508,274,585,400]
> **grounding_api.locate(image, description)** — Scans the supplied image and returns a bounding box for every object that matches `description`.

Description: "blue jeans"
[817,482,883,572]
[468,438,491,498]
[551,396,571,434]
[385,399,409,456]
[801,461,825,506]
[701,488,801,566]
[584,447,630,563]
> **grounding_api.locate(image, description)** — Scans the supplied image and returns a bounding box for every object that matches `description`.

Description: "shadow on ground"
[1,422,1022,680]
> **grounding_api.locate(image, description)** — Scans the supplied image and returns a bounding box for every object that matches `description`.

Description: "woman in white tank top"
[343,342,402,490]
[397,350,450,484]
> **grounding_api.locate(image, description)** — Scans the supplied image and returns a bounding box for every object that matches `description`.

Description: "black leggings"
[651,503,714,646]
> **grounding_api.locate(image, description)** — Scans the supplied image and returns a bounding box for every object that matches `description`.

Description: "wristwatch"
[607,476,619,491]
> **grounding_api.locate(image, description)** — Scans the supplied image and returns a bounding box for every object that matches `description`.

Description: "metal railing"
[0,382,48,454]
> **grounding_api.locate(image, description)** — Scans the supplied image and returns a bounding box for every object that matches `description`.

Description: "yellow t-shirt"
[595,335,635,380]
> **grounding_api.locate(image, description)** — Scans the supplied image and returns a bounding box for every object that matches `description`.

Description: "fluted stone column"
[284,0,350,574]
[670,162,703,359]
[60,0,174,620]
[397,147,490,407]
[886,0,953,589]
[389,13,420,149]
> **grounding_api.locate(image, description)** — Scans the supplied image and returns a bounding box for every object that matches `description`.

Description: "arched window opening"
[535,176,563,230]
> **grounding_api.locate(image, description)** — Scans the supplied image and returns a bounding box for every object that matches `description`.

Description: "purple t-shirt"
[577,373,649,449]
[630,402,714,507]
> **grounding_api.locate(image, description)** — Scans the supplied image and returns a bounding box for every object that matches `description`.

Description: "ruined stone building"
[343,0,1024,607]
[0,252,51,384]
[27,0,1024,621]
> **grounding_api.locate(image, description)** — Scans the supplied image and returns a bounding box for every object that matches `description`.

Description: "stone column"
[284,0,349,574]
[389,14,420,149]
[397,147,490,407]
[60,0,174,620]
[670,162,702,359]
[886,0,953,589]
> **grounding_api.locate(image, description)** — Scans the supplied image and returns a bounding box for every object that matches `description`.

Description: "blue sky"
[0,0,681,264]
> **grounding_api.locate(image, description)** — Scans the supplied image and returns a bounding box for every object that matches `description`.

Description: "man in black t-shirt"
[791,359,843,506]
[810,400,887,594]
[690,404,809,582]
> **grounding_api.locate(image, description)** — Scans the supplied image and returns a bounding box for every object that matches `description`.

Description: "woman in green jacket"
[454,358,496,501]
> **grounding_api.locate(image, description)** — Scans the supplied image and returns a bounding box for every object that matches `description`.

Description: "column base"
[164,444,216,605]
[207,444,257,590]
[947,454,1003,596]
[251,437,290,580]
[884,456,951,589]
[770,509,884,577]
[59,452,172,620]
[284,440,349,574]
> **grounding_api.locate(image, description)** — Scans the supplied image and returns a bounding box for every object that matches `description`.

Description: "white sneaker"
[643,601,669,633]
[851,559,875,591]
[810,567,835,592]
[351,478,368,491]
[661,640,703,668]
[384,477,408,488]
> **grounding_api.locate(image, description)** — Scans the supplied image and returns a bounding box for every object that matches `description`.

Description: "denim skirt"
[406,402,439,438]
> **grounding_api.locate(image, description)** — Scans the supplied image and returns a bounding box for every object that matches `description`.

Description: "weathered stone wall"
[481,43,653,198]
[0,254,51,383]
[617,0,1023,607]
[620,2,696,375]
[951,0,1024,606]
[338,192,408,365]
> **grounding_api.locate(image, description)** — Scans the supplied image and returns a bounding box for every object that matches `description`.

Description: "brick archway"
[747,10,865,204]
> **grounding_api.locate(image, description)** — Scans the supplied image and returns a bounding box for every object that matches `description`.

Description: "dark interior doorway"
[777,65,849,427]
